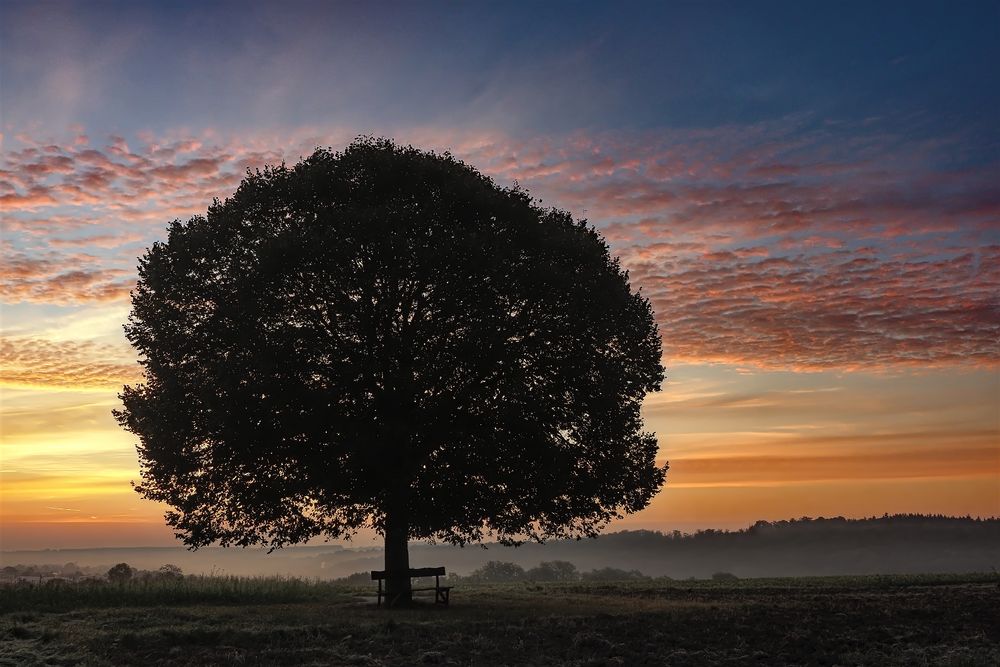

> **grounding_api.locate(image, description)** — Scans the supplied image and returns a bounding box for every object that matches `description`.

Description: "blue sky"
[4,1,998,138]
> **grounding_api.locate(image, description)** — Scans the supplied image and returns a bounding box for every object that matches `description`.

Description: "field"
[1,573,998,666]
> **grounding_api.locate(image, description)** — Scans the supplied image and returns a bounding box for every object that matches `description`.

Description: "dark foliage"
[448,514,998,578]
[157,564,184,580]
[106,563,133,583]
[335,571,375,585]
[581,566,648,581]
[526,560,579,581]
[114,138,665,601]
[464,561,527,582]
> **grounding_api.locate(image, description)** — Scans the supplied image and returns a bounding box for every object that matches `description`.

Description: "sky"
[1,0,998,550]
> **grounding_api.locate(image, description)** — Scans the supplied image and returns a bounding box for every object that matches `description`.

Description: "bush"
[711,571,739,582]
[336,571,373,585]
[581,567,648,582]
[526,560,579,582]
[107,563,134,583]
[61,562,82,578]
[465,561,526,582]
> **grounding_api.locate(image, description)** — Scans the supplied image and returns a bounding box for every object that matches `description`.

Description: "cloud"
[627,243,1000,370]
[0,337,139,389]
[47,233,145,249]
[668,442,999,487]
[0,247,134,305]
[0,401,122,437]
[0,186,59,208]
[2,120,997,371]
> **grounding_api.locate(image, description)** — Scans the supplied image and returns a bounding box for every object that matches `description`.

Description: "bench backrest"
[370,566,446,580]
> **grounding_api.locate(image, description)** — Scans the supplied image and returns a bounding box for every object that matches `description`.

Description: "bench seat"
[371,567,451,606]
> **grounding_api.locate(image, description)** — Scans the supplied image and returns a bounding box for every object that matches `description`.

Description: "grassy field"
[2,573,998,665]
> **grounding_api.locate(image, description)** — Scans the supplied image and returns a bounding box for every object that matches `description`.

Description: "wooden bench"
[371,567,451,607]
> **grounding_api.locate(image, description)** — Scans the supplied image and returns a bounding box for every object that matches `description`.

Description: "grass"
[1,573,998,665]
[0,576,350,614]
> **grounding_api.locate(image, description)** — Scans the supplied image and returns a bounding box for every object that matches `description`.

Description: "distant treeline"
[2,515,996,580]
[604,514,997,547]
[0,562,184,582]
[659,513,993,538]
[393,514,1000,579]
[334,560,653,585]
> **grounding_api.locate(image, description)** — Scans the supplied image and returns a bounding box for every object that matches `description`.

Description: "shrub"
[336,571,373,585]
[466,561,526,582]
[526,560,579,582]
[581,567,648,582]
[711,571,739,582]
[107,563,134,583]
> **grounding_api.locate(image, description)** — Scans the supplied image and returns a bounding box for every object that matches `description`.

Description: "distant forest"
[394,514,1000,579]
[3,515,997,580]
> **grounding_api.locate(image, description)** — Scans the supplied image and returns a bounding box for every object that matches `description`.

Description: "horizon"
[2,1,999,552]
[4,515,997,585]
[4,513,998,556]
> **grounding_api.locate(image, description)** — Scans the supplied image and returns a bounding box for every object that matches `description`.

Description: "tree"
[61,562,81,578]
[158,564,184,580]
[581,566,648,582]
[115,138,666,605]
[107,563,134,583]
[467,560,527,582]
[526,560,579,581]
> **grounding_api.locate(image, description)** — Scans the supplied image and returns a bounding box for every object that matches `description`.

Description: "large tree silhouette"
[116,138,666,605]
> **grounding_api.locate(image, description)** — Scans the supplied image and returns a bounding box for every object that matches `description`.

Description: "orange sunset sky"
[1,2,998,550]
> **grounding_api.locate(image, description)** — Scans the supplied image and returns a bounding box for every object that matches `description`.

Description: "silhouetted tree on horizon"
[107,563,133,583]
[115,138,666,605]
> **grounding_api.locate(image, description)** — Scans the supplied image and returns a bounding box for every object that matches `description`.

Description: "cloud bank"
[2,119,997,387]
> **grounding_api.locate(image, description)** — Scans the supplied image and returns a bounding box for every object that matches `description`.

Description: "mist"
[3,515,996,580]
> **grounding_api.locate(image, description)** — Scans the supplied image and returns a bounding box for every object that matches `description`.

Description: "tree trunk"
[383,509,411,607]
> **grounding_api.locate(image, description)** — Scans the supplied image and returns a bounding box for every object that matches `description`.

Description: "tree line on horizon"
[389,514,999,579]
[614,513,999,542]
[0,562,185,582]
[3,514,994,582]
[390,513,998,549]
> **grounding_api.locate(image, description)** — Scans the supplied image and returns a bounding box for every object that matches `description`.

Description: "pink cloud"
[0,186,58,208]
[0,337,139,389]
[1,123,996,370]
[48,233,145,249]
[0,247,134,305]
[631,244,999,370]
[148,156,222,181]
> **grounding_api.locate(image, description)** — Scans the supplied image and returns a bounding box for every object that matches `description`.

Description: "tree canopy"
[116,138,666,601]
